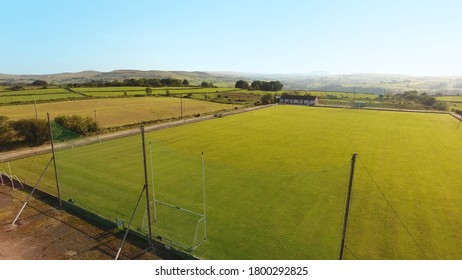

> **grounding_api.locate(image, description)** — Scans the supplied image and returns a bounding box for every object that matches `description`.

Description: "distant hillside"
[0,70,223,85]
[2,69,462,94]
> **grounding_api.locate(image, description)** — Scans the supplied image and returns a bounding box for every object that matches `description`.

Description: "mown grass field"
[3,106,462,259]
[0,97,239,128]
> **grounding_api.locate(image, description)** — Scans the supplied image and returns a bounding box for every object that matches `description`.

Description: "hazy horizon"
[2,0,462,76]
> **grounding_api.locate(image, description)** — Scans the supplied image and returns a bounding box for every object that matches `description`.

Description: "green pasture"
[72,87,237,97]
[0,88,70,96]
[313,91,377,99]
[436,95,462,103]
[3,106,462,259]
[0,87,80,103]
[0,93,80,103]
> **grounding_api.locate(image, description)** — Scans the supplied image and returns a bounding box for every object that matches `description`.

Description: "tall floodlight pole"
[339,153,357,260]
[47,113,61,207]
[202,152,207,240]
[141,124,153,247]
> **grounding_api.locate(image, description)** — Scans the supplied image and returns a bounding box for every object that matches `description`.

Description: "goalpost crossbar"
[153,199,204,217]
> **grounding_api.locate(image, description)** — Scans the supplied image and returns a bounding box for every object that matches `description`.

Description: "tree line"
[235,80,283,91]
[66,78,191,88]
[0,115,98,151]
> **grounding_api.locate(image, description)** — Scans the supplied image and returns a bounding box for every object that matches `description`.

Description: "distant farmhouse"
[277,94,318,106]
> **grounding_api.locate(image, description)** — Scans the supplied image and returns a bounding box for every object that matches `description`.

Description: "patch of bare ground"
[0,184,179,260]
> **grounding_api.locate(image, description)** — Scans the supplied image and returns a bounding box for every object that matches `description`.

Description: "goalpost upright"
[202,152,207,240]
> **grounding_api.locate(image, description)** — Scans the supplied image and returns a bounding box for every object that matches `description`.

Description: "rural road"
[0,105,273,163]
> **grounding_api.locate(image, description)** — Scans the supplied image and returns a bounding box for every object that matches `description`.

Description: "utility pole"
[34,99,38,120]
[339,153,357,260]
[94,110,99,142]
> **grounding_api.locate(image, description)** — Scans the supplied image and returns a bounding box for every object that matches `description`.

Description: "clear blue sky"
[1,0,462,76]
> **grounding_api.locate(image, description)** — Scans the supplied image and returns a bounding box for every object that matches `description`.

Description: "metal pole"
[12,157,54,226]
[149,141,157,222]
[141,124,153,247]
[47,113,61,207]
[202,152,207,240]
[7,162,13,189]
[339,153,357,260]
[115,186,146,260]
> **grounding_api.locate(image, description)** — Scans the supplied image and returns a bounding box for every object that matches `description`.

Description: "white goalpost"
[141,148,207,252]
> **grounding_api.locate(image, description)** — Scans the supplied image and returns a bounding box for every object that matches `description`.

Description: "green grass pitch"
[3,105,462,259]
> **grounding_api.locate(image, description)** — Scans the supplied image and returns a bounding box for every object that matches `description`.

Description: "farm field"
[0,97,239,128]
[71,87,237,97]
[3,106,462,259]
[0,87,81,103]
[436,95,462,102]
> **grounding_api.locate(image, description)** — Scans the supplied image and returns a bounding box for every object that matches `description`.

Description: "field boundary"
[0,104,272,163]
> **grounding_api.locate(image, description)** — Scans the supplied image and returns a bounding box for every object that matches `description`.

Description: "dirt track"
[0,184,177,260]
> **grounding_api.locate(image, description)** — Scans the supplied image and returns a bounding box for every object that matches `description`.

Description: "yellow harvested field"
[1,97,239,127]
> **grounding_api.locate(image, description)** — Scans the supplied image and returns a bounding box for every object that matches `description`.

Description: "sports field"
[3,106,462,259]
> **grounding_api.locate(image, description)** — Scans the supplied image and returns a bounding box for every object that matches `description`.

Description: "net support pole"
[339,152,357,260]
[47,113,61,207]
[149,141,157,222]
[8,162,14,189]
[115,186,146,260]
[11,157,54,226]
[141,124,153,247]
[202,152,207,240]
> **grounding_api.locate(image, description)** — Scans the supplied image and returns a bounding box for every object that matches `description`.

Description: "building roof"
[280,94,318,100]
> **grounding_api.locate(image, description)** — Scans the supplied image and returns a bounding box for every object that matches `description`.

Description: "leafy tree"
[201,81,210,87]
[32,80,48,87]
[420,96,436,107]
[54,115,98,135]
[261,93,273,104]
[11,118,50,145]
[183,79,190,87]
[145,87,153,96]
[9,85,24,91]
[0,116,16,146]
[235,80,249,89]
[251,80,262,90]
[250,80,283,91]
